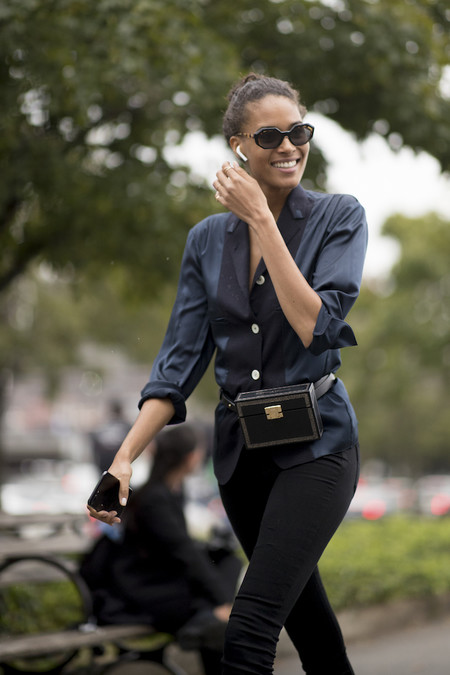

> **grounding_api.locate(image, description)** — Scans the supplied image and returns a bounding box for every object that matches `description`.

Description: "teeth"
[273,160,297,168]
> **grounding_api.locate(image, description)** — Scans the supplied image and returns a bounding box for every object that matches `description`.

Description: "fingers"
[215,161,239,187]
[86,505,121,526]
[107,461,132,508]
[222,161,236,178]
[118,479,130,508]
[222,160,244,180]
[213,161,243,202]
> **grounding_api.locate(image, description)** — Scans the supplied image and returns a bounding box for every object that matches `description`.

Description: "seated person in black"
[81,423,242,675]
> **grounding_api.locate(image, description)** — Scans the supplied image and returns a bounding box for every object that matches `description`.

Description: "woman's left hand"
[213,162,270,226]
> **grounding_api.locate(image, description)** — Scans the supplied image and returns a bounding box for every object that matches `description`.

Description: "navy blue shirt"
[140,185,368,484]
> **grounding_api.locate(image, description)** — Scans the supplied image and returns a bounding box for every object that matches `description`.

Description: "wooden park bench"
[0,513,86,538]
[0,514,189,674]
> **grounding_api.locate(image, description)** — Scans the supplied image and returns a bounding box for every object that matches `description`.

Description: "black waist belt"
[220,373,336,413]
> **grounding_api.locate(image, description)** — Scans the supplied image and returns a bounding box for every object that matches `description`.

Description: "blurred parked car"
[414,475,450,516]
[1,429,100,516]
[347,476,416,520]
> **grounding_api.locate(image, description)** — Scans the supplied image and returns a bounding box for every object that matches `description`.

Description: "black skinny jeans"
[219,445,359,675]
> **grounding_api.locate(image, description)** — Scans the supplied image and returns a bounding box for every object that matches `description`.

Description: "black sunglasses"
[236,123,314,149]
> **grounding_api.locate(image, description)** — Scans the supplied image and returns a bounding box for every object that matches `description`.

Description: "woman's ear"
[230,137,248,163]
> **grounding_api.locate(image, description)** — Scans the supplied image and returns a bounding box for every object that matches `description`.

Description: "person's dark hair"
[125,424,200,529]
[222,73,307,143]
[148,423,199,485]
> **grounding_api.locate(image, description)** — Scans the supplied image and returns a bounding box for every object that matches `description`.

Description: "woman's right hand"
[86,397,175,526]
[87,458,133,526]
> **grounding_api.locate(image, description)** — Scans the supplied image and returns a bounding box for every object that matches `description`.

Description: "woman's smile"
[271,158,300,171]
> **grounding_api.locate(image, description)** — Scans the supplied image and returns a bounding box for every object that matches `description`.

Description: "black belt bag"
[221,374,336,449]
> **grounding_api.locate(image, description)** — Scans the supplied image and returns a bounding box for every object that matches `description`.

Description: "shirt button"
[251,323,260,334]
[256,275,265,285]
[251,369,260,380]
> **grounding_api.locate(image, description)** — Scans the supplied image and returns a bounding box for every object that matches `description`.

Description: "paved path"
[82,609,450,674]
[274,615,450,674]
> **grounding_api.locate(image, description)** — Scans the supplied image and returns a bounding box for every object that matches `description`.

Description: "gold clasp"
[264,404,283,420]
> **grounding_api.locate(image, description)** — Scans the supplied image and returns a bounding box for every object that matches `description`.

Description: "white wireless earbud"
[236,145,248,162]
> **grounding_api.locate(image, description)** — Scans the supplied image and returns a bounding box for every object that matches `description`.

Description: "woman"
[83,424,241,675]
[88,73,368,674]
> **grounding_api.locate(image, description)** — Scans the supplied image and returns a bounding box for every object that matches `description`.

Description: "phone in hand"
[87,471,132,517]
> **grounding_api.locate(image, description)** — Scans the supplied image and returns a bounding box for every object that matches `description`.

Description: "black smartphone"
[87,471,132,517]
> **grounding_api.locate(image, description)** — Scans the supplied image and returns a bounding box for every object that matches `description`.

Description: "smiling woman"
[87,72,368,675]
[222,96,312,220]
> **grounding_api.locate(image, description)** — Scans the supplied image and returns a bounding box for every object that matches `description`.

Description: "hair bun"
[223,73,305,142]
[226,72,262,101]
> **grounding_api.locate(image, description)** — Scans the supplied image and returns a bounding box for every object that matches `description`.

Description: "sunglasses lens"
[255,125,314,148]
[256,129,283,149]
[290,125,313,146]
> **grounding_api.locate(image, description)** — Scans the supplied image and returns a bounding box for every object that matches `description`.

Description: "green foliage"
[0,267,218,403]
[341,212,450,474]
[0,1,449,468]
[0,267,172,392]
[320,516,450,610]
[3,518,449,643]
[209,0,449,167]
[0,0,448,298]
[0,578,84,634]
[0,0,232,295]
[0,573,84,672]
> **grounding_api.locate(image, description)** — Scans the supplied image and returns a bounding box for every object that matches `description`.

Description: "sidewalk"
[101,594,450,674]
[275,615,450,675]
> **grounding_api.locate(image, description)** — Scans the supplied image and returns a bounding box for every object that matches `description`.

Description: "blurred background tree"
[0,0,449,479]
[1,0,447,296]
[341,212,450,475]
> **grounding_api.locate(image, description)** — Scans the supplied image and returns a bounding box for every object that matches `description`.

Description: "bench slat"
[0,514,85,529]
[0,535,91,559]
[0,624,158,659]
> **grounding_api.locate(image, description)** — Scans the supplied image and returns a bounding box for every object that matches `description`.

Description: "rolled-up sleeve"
[138,380,187,424]
[309,195,368,355]
[138,226,216,422]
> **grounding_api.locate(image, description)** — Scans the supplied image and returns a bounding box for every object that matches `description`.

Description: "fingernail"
[120,498,127,506]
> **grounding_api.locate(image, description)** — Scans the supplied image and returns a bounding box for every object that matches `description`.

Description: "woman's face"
[230,95,310,200]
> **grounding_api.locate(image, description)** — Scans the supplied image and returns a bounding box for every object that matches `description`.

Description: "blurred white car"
[1,429,100,516]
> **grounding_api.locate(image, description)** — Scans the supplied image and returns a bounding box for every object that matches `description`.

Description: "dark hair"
[148,423,199,485]
[124,424,201,533]
[222,73,307,143]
